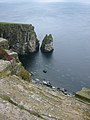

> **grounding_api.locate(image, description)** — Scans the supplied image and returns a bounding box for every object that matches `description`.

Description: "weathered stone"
[41,34,54,53]
[0,50,31,82]
[6,49,19,62]
[0,75,90,120]
[0,97,42,120]
[0,60,11,72]
[0,37,9,49]
[0,22,39,54]
[27,32,39,52]
[75,87,90,103]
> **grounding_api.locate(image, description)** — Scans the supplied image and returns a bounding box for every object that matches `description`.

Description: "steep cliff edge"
[0,22,39,54]
[0,28,90,120]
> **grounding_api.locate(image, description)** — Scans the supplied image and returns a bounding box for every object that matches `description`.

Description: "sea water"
[0,1,90,92]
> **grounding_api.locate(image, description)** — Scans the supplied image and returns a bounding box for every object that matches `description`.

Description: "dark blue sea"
[0,1,90,92]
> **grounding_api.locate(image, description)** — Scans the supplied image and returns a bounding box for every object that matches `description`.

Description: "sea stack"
[41,34,54,53]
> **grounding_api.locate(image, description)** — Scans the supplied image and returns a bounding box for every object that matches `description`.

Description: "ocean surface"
[0,1,90,92]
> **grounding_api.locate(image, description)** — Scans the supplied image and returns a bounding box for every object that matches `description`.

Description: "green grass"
[17,67,31,82]
[0,22,17,24]
[0,22,32,26]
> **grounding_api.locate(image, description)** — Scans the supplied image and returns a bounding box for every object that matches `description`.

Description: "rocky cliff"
[0,38,31,82]
[0,22,39,54]
[41,34,54,53]
[0,29,90,120]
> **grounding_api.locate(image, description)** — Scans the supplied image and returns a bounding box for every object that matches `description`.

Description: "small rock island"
[41,34,54,53]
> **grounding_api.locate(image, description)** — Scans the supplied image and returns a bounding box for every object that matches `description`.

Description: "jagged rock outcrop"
[0,38,9,49]
[41,34,54,53]
[0,22,39,54]
[0,38,31,82]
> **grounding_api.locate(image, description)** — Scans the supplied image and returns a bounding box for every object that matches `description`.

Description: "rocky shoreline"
[31,76,73,96]
[0,23,90,120]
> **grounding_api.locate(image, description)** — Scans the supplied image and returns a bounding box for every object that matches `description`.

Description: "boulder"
[43,69,47,73]
[0,37,9,49]
[42,80,52,88]
[0,48,14,61]
[41,34,54,53]
[0,60,11,73]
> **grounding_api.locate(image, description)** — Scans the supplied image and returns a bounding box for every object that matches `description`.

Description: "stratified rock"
[0,75,90,120]
[75,87,90,103]
[0,22,39,54]
[41,34,54,52]
[0,37,9,49]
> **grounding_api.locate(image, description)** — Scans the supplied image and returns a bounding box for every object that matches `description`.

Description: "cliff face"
[0,22,39,54]
[0,27,90,120]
